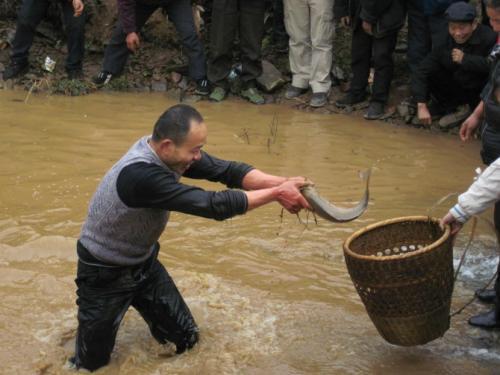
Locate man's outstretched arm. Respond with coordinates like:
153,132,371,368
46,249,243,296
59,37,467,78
117,162,310,220
244,179,311,213
241,169,286,190
184,151,310,192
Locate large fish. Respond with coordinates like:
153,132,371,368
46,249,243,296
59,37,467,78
301,169,371,223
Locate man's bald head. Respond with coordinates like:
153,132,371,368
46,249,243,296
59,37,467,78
152,104,204,146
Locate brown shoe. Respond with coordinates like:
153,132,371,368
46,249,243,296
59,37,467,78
438,105,470,130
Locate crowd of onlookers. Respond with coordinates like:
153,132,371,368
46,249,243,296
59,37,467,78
0,0,499,128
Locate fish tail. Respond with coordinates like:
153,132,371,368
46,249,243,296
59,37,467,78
359,168,372,182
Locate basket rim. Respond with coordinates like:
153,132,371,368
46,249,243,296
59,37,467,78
343,216,451,262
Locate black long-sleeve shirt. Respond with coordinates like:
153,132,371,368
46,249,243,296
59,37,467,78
116,151,254,221
411,24,496,103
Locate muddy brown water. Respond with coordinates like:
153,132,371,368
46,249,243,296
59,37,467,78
1,90,499,374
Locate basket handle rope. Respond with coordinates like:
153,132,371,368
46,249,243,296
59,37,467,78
452,216,477,283
450,215,499,317
427,194,499,317
451,270,498,317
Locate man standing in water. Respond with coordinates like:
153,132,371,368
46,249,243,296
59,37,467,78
72,104,310,371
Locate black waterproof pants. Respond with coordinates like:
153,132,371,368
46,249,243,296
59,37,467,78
428,69,482,113
272,0,287,45
350,26,398,104
207,0,265,88
102,0,206,80
406,0,448,76
74,244,199,372
10,0,86,72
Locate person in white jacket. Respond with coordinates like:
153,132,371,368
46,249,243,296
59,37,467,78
441,157,500,329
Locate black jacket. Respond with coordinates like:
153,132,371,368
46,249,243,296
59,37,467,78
334,0,405,38
481,49,500,165
481,61,500,165
411,24,496,103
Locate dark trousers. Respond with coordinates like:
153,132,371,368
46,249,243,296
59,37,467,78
350,26,398,104
407,0,448,75
479,126,500,313
482,129,500,314
10,0,86,72
481,0,490,26
208,0,265,88
102,0,206,80
272,0,287,45
494,202,500,314
428,70,482,112
74,244,199,372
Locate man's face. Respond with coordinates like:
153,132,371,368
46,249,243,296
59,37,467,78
448,21,476,44
160,120,207,174
488,6,500,32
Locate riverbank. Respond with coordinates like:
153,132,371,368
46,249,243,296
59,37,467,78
0,9,457,135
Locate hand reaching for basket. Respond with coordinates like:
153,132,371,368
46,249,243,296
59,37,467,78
440,212,463,236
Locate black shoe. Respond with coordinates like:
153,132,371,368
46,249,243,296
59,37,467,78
93,71,113,86
176,331,199,354
285,85,308,99
364,101,385,120
335,93,366,108
475,289,497,304
310,92,328,108
2,61,29,80
468,308,500,329
195,79,210,96
67,69,84,80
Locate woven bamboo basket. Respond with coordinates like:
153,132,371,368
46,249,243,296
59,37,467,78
343,216,453,346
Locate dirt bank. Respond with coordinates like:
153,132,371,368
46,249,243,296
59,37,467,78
0,1,453,134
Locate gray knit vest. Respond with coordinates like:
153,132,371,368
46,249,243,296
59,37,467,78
80,136,177,266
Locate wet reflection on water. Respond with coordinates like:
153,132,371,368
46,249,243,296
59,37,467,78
0,91,498,374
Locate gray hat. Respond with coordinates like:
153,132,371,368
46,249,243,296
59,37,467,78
445,2,477,22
